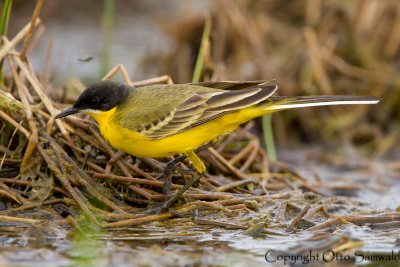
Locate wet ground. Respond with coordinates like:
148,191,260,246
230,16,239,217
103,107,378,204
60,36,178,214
1,147,399,267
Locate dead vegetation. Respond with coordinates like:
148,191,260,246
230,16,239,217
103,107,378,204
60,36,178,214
0,1,400,262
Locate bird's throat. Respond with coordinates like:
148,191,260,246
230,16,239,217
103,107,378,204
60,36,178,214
87,107,117,130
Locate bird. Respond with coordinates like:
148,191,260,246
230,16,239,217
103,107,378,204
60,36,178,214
55,80,379,203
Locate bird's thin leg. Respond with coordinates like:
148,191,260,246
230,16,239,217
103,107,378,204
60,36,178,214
161,154,187,199
163,145,213,197
145,144,213,214
159,173,202,211
144,173,203,214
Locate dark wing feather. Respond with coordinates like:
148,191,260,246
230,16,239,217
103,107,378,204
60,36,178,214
190,80,270,90
139,82,278,139
190,83,277,127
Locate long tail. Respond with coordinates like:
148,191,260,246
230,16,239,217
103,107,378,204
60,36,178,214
261,96,380,111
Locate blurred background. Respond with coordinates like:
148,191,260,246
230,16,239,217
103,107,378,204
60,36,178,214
6,0,399,153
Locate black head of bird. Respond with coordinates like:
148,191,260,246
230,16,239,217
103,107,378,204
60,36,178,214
55,80,132,119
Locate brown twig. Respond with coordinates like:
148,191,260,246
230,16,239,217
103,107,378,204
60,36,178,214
0,19,41,61
94,173,182,189
193,218,246,229
215,178,258,192
8,56,39,170
19,0,44,60
208,147,248,179
36,145,100,224
286,204,311,232
0,215,43,224
307,217,352,231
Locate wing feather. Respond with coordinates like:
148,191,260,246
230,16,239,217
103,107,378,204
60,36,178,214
135,82,278,139
206,88,261,108
190,80,268,90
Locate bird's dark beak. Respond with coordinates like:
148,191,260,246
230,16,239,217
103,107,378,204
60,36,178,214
55,107,80,119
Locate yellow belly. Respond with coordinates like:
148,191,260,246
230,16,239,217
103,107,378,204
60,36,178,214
90,107,265,158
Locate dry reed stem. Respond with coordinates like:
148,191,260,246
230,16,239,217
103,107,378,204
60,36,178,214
0,182,30,205
193,218,246,229
239,139,259,172
308,217,352,231
94,173,182,189
208,147,248,179
0,131,19,174
131,75,174,86
36,145,100,223
229,139,255,165
189,193,233,200
121,158,156,180
102,64,132,84
304,205,332,220
0,188,21,203
103,202,208,228
13,55,72,143
0,199,66,214
0,215,43,224
335,213,400,225
0,19,41,61
215,178,258,192
286,204,311,232
19,0,44,60
8,55,38,170
0,110,30,138
45,135,128,213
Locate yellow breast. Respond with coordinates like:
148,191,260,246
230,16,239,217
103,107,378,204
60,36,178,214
88,106,264,158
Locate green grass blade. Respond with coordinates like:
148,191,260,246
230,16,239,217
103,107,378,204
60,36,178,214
0,0,12,85
262,114,277,161
192,14,211,83
0,0,12,36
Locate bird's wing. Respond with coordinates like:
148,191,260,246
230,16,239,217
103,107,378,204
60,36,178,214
189,80,270,90
115,82,277,139
184,82,278,131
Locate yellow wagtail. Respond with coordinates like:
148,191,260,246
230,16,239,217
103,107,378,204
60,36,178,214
55,80,379,207
55,80,379,170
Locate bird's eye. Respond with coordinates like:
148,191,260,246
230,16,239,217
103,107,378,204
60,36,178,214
91,98,100,106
